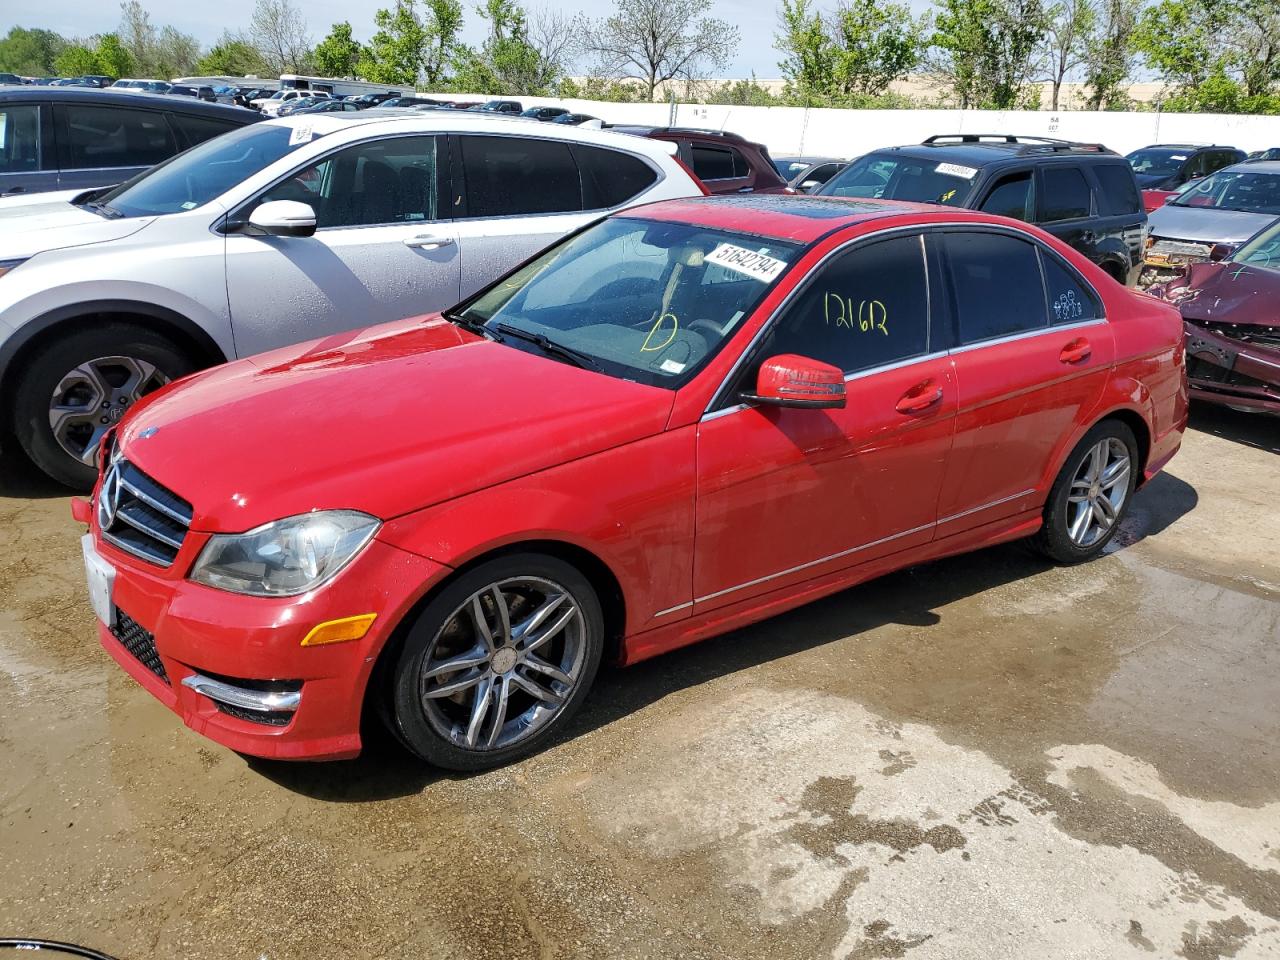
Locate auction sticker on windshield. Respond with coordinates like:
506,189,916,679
705,243,787,282
289,124,314,146
936,162,978,180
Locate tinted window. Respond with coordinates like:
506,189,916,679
58,104,177,170
691,145,744,180
1039,166,1091,221
979,172,1032,220
945,232,1048,343
460,135,580,217
1040,252,1101,325
260,135,438,228
822,152,975,206
0,104,41,173
754,234,930,375
572,144,657,209
1093,164,1141,215
169,113,241,149
806,163,842,184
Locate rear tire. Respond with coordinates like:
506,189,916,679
1031,419,1139,564
10,322,195,490
388,553,604,771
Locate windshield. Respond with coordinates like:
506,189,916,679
819,152,976,206
1231,221,1280,271
97,123,309,217
455,217,801,388
1171,171,1280,215
1127,148,1188,177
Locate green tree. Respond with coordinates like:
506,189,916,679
929,0,1046,108
313,22,364,76
195,34,269,75
453,0,554,94
0,27,68,76
54,44,102,77
776,0,835,102
582,0,740,101
94,33,136,78
1036,0,1094,110
421,0,464,84
830,0,928,97
1081,0,1139,109
362,0,426,85
1132,0,1216,91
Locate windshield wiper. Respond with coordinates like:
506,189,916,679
442,309,502,341
494,323,600,370
83,201,122,219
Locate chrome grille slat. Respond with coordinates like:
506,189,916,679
97,457,192,568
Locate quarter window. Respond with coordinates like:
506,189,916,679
1040,252,1102,325
752,234,930,376
259,135,439,228
1039,167,1092,221
944,231,1048,343
57,104,177,170
979,172,1032,220
0,104,40,173
459,135,581,217
572,144,658,209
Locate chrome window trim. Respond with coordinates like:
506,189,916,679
947,317,1106,356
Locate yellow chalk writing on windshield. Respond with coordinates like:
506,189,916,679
641,312,679,352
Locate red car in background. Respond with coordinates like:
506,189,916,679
1149,219,1280,415
77,196,1187,769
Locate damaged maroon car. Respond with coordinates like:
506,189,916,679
1149,219,1280,415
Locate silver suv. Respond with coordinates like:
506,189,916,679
0,112,704,486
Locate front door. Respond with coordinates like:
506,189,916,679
225,134,460,356
694,232,956,612
934,228,1115,539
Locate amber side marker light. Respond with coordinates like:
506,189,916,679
301,613,378,647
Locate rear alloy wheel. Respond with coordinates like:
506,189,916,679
1032,420,1139,563
390,554,604,770
11,323,195,490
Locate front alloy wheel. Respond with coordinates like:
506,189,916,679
49,356,170,466
390,555,604,770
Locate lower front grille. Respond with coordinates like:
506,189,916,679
214,702,294,727
110,608,169,684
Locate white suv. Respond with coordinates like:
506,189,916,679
253,89,331,116
0,112,705,486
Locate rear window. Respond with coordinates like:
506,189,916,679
1093,164,1142,215
572,144,658,209
945,231,1049,343
1038,167,1092,221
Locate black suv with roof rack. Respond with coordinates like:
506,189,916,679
818,134,1147,285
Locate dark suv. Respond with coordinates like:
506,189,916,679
610,126,789,195
0,86,259,197
1126,144,1246,191
818,134,1147,284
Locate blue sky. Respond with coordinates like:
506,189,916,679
3,0,828,78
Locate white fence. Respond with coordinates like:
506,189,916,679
466,95,1280,159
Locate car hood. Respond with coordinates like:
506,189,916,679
1147,204,1276,245
116,316,676,532
1173,262,1280,326
0,191,152,259
1133,172,1172,188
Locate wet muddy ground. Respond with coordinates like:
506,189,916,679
1,407,1277,960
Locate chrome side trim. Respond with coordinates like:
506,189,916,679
937,488,1037,526
844,350,949,384
181,673,301,713
694,520,934,605
652,601,694,618
947,318,1107,356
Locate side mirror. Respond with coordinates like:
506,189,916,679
247,200,317,237
799,180,821,193
1208,242,1233,262
741,354,846,409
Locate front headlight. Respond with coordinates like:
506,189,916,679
190,510,380,597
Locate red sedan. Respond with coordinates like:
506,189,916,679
77,196,1188,769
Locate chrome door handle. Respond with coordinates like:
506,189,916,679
404,234,455,250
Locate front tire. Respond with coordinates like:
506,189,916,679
9,322,195,490
1032,420,1139,564
389,553,604,771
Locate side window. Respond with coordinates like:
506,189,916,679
1092,164,1141,215
691,144,745,181
0,104,41,173
259,135,438,228
979,172,1032,221
57,104,177,170
1040,251,1102,325
459,135,581,217
1038,167,1091,222
169,114,239,149
806,163,842,185
752,234,930,376
1208,151,1235,174
571,144,658,209
944,231,1048,343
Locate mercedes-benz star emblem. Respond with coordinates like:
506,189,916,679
98,462,122,530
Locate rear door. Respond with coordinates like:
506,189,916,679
934,227,1115,539
684,141,753,195
1035,164,1098,263
52,101,177,190
1087,162,1146,283
225,133,459,355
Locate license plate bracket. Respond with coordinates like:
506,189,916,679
82,534,116,628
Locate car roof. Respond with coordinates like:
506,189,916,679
624,194,942,244
873,137,1117,168
0,85,251,121
263,111,681,155
1224,160,1280,174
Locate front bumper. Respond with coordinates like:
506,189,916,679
1184,322,1280,415
90,528,447,760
